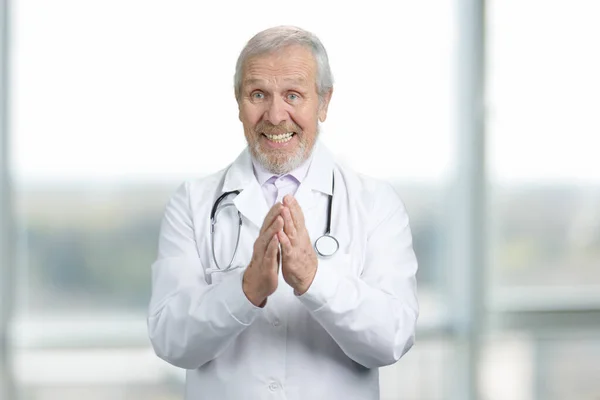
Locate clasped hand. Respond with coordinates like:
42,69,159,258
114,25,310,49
242,195,317,307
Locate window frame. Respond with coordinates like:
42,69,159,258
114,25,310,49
1,0,16,398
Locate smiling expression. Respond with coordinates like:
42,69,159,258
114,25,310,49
238,45,332,174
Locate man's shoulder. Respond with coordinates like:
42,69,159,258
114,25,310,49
334,161,406,228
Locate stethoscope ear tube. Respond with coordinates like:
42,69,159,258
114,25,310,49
211,190,240,220
210,191,241,272
325,172,334,235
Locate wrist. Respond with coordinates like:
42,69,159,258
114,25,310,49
294,269,317,296
242,271,268,307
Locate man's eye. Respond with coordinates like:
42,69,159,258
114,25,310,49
252,92,265,100
287,93,299,101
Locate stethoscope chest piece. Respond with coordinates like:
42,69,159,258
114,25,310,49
314,234,339,258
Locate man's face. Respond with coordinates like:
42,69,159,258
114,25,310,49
238,45,332,174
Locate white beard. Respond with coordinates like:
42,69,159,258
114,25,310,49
250,124,319,175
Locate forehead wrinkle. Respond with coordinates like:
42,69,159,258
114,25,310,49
243,50,315,89
243,75,308,85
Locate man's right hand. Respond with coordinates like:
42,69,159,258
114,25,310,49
242,203,283,307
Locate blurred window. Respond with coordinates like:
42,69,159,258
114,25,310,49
488,0,600,291
487,1,600,399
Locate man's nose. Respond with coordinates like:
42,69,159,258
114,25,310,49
264,97,289,126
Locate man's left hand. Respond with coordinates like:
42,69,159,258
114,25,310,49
277,195,318,295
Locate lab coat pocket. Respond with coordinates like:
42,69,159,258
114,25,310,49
206,266,246,286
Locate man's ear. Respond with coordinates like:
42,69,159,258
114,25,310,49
318,88,333,123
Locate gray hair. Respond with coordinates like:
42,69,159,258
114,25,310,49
234,26,334,103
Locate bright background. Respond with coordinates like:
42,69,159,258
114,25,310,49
1,0,600,399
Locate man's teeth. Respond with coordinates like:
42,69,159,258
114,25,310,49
265,132,294,143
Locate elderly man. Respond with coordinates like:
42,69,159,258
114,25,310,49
148,26,418,400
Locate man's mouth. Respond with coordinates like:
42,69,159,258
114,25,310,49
262,132,296,143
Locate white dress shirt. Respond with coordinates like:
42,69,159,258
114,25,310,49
251,151,312,207
147,141,419,400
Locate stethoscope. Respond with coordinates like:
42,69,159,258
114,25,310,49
207,174,339,274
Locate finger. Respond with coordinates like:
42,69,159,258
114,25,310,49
260,203,284,235
281,206,298,239
264,234,280,268
258,215,283,253
283,195,305,229
277,229,293,254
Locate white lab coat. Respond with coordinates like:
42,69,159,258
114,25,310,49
147,141,419,400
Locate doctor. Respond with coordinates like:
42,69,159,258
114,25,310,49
148,26,418,400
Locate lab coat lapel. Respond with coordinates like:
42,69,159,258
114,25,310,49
293,181,317,214
234,180,269,230
222,148,269,230
294,141,335,214
221,142,335,230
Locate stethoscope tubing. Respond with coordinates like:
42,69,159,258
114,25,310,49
210,173,337,272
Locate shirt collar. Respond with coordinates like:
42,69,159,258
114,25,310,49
251,151,313,186
223,140,334,196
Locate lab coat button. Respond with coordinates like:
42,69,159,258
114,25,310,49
273,319,280,327
269,382,279,391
